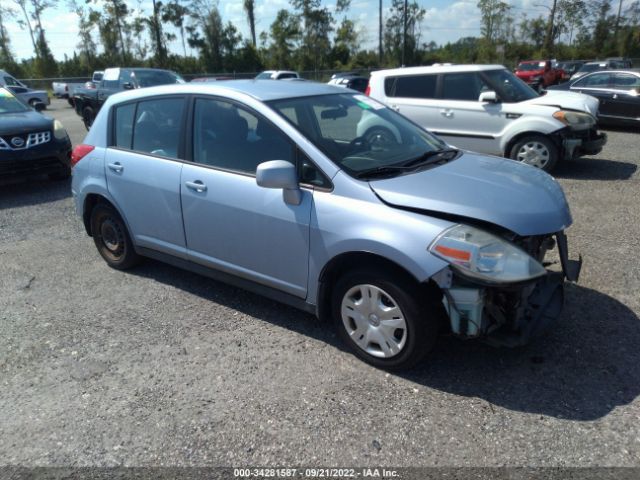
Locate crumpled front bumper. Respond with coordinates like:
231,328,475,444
439,231,581,347
559,127,607,159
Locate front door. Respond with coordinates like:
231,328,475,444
180,97,312,297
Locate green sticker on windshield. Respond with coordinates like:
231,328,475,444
356,101,372,110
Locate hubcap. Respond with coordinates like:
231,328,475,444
516,141,550,168
100,218,124,257
341,284,407,359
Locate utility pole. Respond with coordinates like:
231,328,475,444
614,0,624,42
402,0,407,66
379,0,383,64
543,0,558,54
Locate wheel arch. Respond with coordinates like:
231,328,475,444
316,251,443,322
82,193,128,238
503,130,561,158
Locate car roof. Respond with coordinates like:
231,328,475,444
371,64,506,76
106,79,348,103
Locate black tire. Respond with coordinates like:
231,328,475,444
82,106,95,131
68,98,75,107
28,98,43,109
331,267,439,370
90,204,140,270
509,135,558,172
48,165,71,180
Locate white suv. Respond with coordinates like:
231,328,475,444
365,64,607,172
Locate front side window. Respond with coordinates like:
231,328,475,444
575,73,611,88
192,98,294,174
131,97,184,158
3,76,21,87
385,74,436,99
268,93,447,178
481,69,539,103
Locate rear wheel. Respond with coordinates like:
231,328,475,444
509,135,558,172
90,204,140,270
82,106,95,131
332,267,438,370
28,98,44,109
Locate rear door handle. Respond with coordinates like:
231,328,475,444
612,93,618,99
185,180,207,192
440,109,453,117
107,162,123,173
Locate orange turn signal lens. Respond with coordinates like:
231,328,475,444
434,245,471,261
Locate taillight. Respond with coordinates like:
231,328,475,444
71,144,95,167
364,84,371,96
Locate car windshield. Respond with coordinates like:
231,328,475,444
132,70,184,87
256,72,273,79
268,93,448,178
482,69,539,103
518,63,543,71
0,88,29,113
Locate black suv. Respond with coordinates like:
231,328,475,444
0,87,71,180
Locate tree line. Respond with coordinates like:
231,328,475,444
0,0,638,80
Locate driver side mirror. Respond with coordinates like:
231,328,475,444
256,160,302,205
479,91,499,103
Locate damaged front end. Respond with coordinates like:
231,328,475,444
430,226,581,347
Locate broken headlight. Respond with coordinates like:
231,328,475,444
428,224,546,284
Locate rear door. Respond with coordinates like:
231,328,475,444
381,73,441,133
180,96,313,297
105,96,187,258
570,73,613,115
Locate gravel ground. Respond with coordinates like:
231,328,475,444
0,99,639,468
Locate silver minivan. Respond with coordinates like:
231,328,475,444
71,81,581,369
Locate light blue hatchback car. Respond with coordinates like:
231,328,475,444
71,80,581,369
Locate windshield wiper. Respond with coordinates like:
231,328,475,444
354,148,460,179
399,148,460,168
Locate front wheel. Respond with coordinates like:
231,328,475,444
90,204,140,270
509,135,558,172
332,267,438,370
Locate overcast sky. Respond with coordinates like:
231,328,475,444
4,0,553,61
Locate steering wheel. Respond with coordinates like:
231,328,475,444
346,135,371,154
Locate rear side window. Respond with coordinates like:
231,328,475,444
131,97,184,158
385,74,436,99
114,103,136,149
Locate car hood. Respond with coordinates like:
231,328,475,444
521,90,599,116
369,151,572,236
0,110,52,135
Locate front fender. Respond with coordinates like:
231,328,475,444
499,118,564,154
306,172,453,305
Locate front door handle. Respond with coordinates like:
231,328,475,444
107,162,123,173
612,93,618,99
440,109,453,118
389,104,400,112
185,180,207,192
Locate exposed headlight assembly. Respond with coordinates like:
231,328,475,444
429,224,546,284
552,110,595,130
53,119,69,140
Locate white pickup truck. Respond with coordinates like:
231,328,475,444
52,71,104,105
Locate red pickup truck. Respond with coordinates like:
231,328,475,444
515,60,565,90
